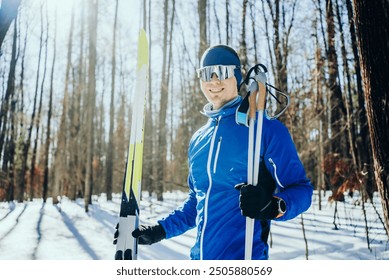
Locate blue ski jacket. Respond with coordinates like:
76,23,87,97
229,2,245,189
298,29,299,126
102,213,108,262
158,96,313,260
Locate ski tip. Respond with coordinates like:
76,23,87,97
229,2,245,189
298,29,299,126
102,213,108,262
137,29,149,70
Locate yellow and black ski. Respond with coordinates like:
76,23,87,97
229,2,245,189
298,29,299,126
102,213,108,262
115,29,148,260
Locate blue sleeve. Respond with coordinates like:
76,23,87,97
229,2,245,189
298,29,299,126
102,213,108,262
157,176,197,239
263,119,313,221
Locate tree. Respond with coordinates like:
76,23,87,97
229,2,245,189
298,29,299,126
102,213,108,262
225,0,231,44
0,8,18,201
143,0,154,195
352,0,389,236
52,3,76,204
261,0,297,127
29,4,49,200
43,5,57,202
105,0,119,201
325,0,348,156
155,0,172,201
184,0,207,138
17,2,46,202
198,0,207,60
0,0,21,49
345,0,373,196
239,0,248,74
84,0,98,212
68,1,86,200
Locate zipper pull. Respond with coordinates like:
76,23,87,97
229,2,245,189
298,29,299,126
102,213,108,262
268,158,285,189
213,115,221,126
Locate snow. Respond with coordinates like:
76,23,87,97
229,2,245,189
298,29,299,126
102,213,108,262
0,190,388,261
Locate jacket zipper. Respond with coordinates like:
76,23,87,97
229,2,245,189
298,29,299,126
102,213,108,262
200,116,221,260
268,158,285,189
213,137,222,174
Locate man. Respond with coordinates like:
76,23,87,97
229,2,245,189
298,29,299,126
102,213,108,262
115,45,313,260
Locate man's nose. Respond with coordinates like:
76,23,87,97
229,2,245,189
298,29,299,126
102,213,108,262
210,73,220,82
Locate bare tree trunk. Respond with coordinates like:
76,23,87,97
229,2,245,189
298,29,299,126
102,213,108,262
187,0,207,136
0,11,18,201
30,5,48,200
263,0,296,126
0,9,19,161
352,0,389,236
43,8,57,202
52,4,75,203
198,0,208,62
105,0,119,201
166,0,175,189
155,0,170,201
225,0,230,45
94,72,105,195
68,2,86,200
346,0,374,196
249,3,258,64
212,0,221,44
84,0,98,212
0,0,21,48
326,0,348,156
144,0,154,195
313,13,326,209
114,65,127,194
261,1,275,77
18,3,45,202
300,214,309,259
14,12,28,202
239,0,248,76
335,0,358,167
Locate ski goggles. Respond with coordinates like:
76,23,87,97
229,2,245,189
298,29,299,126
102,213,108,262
196,65,237,82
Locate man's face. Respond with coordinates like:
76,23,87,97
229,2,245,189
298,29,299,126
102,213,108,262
200,74,238,110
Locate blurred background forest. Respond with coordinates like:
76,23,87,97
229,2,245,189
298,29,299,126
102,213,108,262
0,0,388,233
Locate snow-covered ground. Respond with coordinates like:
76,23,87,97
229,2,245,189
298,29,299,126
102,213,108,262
0,190,388,260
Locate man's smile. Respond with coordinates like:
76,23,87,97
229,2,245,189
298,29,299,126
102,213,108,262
209,88,224,93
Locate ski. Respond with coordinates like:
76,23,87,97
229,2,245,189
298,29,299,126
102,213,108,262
115,29,149,260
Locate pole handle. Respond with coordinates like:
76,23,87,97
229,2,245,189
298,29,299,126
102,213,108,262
256,81,266,111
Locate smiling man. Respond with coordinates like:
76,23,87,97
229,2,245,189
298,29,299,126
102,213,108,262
116,45,313,260
197,45,242,110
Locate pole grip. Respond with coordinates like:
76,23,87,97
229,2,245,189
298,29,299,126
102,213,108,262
256,82,266,111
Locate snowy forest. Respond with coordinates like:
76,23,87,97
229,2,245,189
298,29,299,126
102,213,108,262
0,0,389,254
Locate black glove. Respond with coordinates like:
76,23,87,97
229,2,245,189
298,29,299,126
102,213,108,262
132,224,166,245
235,160,278,220
113,223,166,245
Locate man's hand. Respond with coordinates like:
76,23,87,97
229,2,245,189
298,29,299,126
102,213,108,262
132,224,166,245
113,223,166,245
235,160,279,220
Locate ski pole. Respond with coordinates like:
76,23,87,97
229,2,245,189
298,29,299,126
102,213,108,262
245,76,267,260
247,82,258,188
236,64,289,259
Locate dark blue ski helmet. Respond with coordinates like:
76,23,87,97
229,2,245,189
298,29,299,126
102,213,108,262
200,45,242,86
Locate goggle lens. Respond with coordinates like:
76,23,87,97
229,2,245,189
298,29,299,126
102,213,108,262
196,65,237,82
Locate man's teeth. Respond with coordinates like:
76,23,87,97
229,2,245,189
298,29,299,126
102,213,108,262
210,88,223,93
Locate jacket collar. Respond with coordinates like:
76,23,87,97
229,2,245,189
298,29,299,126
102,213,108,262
201,96,242,119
